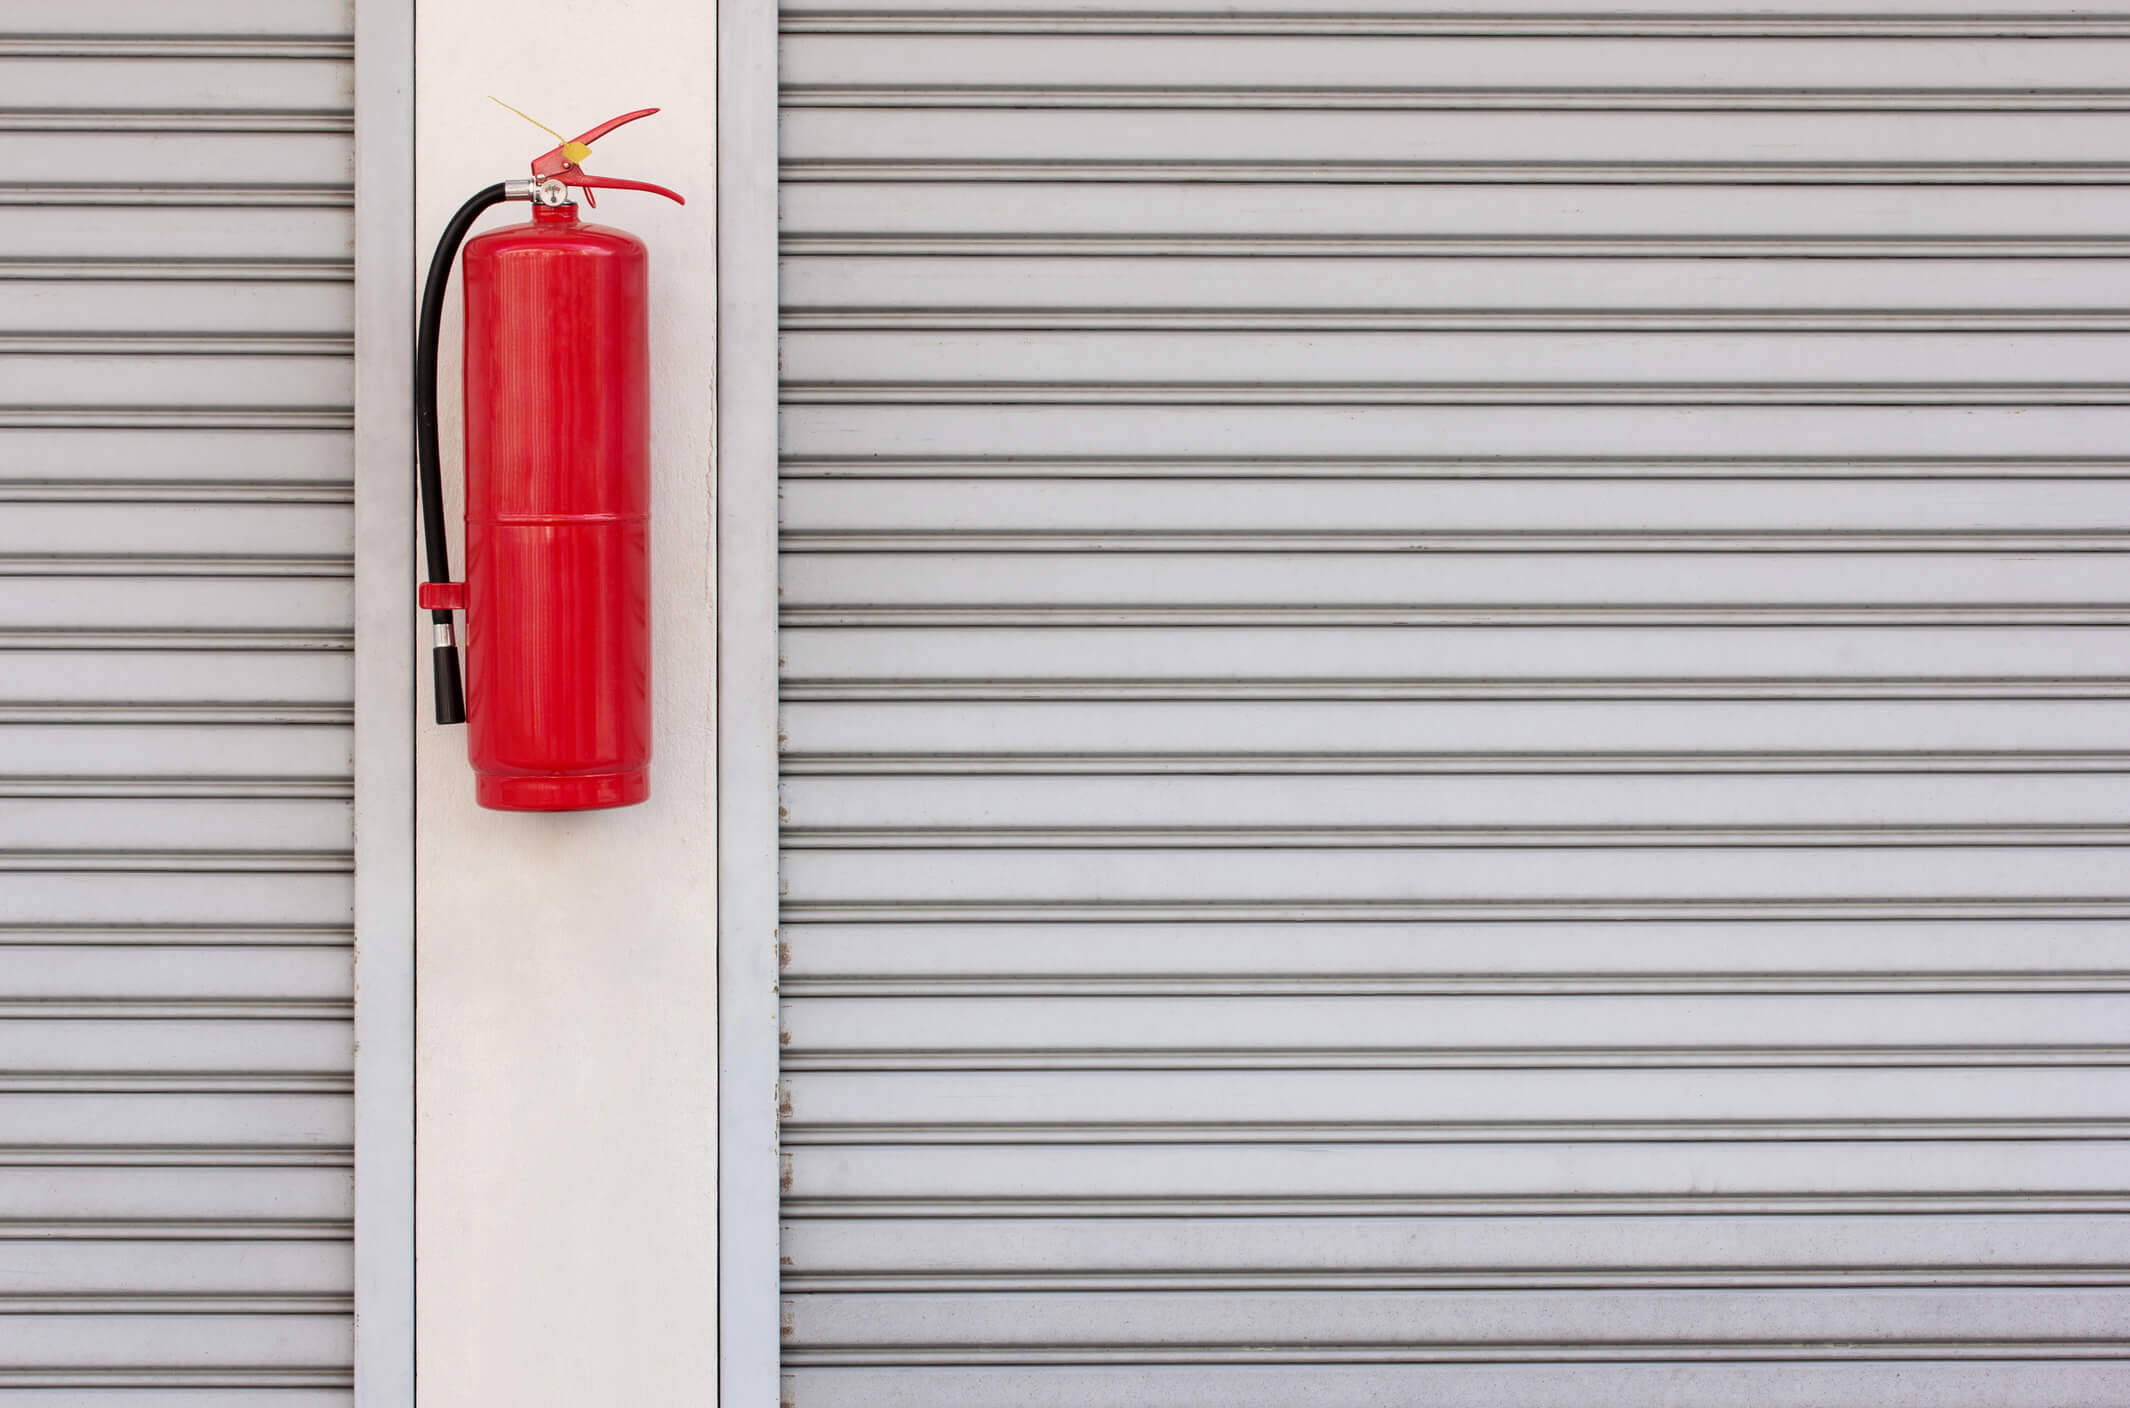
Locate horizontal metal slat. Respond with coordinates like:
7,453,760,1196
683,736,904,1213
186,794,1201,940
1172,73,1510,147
0,779,347,796
781,109,2130,182
783,1066,2130,1138
0,581,349,636
0,59,349,114
782,698,2130,756
774,1362,2130,1408
794,608,2130,628
0,40,350,61
0,1379,349,1396
782,34,2130,99
790,904,2130,926
0,872,349,928
788,92,2130,114
0,1311,350,1369
782,477,2130,533
0,930,348,951
13,133,349,186
830,819,2130,856
0,1239,346,1295
3,283,351,336
0,187,350,211
781,992,2130,1067
0,337,348,358
0,1164,347,1221
0,632,349,652
0,501,349,558
0,946,347,1001
783,258,2130,325
785,1136,2130,1207
785,1212,2130,1278
782,182,2130,249
0,354,348,409
780,918,2130,993
0,724,348,779
782,405,2130,460
786,1284,2130,1348
781,558,2130,619
779,1360,2130,1408
0,2,349,38
0,412,352,432
3,113,351,136
784,330,2130,392
781,754,2130,779
784,685,2130,705
783,844,2130,906
0,1007,347,1036
0,649,349,705
783,531,2130,551
0,208,348,263
779,2,2130,41
783,458,2130,481
0,1091,347,1147
782,624,2130,682
0,429,349,484
782,772,2130,831
0,798,347,853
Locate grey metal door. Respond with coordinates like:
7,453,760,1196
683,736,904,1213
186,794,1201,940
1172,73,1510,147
0,0,355,1394
776,4,2130,1402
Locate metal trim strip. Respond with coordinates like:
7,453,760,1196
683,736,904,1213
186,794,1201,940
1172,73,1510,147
349,0,415,1401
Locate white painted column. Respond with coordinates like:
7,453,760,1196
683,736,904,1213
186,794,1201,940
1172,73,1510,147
413,7,717,1402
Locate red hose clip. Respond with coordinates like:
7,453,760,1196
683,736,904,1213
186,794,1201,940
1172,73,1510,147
417,581,465,612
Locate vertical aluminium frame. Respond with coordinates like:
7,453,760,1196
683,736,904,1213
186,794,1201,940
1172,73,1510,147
356,0,781,1393
352,0,417,1399
718,0,784,1401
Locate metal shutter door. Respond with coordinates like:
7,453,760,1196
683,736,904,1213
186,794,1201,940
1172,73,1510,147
777,5,2130,1403
0,0,354,1397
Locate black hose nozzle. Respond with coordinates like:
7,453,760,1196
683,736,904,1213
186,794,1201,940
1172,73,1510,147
432,643,467,726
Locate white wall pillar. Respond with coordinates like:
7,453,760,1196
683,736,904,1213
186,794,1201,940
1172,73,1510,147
413,7,717,1401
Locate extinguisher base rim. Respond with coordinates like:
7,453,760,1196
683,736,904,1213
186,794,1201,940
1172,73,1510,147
475,769,649,813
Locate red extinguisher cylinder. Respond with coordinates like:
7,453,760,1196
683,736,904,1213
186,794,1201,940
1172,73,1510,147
459,202,651,810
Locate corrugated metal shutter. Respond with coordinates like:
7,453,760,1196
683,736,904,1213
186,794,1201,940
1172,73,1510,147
775,4,2130,1404
0,0,354,1396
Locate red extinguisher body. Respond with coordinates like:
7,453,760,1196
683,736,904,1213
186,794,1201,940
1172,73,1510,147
458,202,651,810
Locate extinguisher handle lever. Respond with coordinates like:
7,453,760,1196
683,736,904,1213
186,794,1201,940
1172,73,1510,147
559,171,685,206
516,106,683,207
524,108,661,177
568,107,661,150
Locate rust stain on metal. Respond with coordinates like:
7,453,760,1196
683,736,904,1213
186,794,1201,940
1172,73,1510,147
780,1152,795,1192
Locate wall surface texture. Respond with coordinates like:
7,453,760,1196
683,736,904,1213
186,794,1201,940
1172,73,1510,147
413,5,717,1401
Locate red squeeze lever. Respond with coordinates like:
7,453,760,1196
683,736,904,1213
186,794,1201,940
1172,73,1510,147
499,101,686,208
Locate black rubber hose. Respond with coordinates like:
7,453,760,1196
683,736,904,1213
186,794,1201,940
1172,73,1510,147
416,182,509,726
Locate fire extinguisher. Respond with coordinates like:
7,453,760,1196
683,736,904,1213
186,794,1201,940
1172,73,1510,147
415,106,683,811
